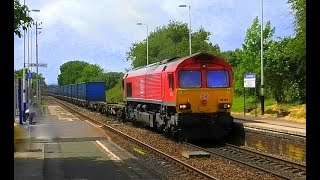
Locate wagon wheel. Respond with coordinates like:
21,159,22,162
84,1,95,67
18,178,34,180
121,111,126,123
116,111,124,122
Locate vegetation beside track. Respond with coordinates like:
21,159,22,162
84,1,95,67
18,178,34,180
232,96,306,123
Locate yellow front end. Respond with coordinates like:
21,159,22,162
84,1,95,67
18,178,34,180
176,88,233,113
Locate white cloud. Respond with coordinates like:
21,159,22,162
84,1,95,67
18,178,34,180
15,0,294,84
32,0,151,41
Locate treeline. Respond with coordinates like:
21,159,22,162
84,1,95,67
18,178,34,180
225,0,305,103
56,0,305,104
56,61,124,102
125,0,305,104
57,61,124,90
221,16,305,103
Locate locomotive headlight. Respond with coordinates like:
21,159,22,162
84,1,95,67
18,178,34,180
219,103,231,109
179,103,191,110
179,104,187,109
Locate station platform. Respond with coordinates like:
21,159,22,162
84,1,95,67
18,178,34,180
14,103,161,180
232,113,306,137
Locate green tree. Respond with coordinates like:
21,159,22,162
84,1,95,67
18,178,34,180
102,72,124,90
14,0,33,38
264,36,305,103
264,38,293,102
286,0,306,103
57,61,90,85
77,64,104,83
14,68,46,96
220,1,305,104
126,21,221,68
221,49,241,68
233,17,275,96
288,0,305,45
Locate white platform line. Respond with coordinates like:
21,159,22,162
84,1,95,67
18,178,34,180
85,120,99,127
96,140,121,162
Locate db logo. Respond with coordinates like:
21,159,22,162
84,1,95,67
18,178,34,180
201,94,208,100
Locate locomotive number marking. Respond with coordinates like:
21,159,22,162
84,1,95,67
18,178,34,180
200,94,208,100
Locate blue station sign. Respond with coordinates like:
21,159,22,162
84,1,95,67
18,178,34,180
244,73,256,88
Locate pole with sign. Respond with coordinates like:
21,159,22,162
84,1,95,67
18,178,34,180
27,72,32,105
26,63,47,102
243,73,257,117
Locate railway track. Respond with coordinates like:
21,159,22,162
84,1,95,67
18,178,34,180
51,97,219,180
185,142,306,180
48,96,306,179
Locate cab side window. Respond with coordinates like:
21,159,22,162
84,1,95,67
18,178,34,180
168,73,174,89
126,83,132,97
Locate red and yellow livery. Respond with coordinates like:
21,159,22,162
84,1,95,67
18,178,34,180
123,52,234,140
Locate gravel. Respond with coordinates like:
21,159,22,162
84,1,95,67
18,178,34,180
49,98,280,180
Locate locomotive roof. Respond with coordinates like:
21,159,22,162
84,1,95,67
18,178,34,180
124,52,231,78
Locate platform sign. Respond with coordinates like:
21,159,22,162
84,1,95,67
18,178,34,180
27,63,47,68
244,73,256,88
243,73,257,117
27,72,32,79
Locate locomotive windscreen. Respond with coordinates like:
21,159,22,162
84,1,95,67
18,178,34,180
179,70,201,88
207,70,229,87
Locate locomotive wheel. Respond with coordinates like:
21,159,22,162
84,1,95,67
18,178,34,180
170,126,176,139
171,126,184,142
132,120,137,126
156,123,163,132
152,120,157,131
163,127,171,137
132,118,139,127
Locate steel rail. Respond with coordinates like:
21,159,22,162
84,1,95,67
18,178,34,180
184,142,306,180
51,97,219,180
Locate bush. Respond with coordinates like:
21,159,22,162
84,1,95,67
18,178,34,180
106,80,123,103
232,96,258,112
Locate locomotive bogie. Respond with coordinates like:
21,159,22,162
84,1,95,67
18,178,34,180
176,112,233,140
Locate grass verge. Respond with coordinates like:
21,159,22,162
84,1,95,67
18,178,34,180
232,96,306,123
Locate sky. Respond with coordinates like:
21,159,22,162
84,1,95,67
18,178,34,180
14,0,295,85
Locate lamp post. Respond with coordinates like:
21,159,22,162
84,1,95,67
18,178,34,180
22,0,26,121
27,17,30,105
179,4,192,55
35,21,42,101
260,0,265,115
29,28,32,104
136,22,149,65
27,9,40,105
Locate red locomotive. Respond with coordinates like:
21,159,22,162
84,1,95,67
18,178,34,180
49,52,234,141
123,52,234,140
